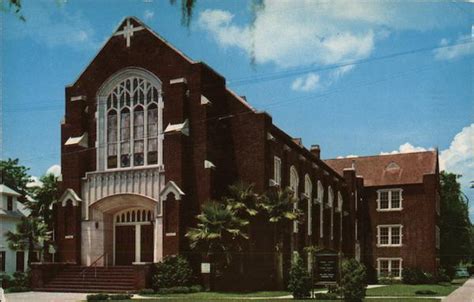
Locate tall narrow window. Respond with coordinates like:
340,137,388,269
290,166,299,233
147,103,158,165
318,181,324,239
7,196,13,211
329,186,334,240
133,106,144,166
305,174,312,236
107,110,118,168
274,157,282,185
120,108,131,167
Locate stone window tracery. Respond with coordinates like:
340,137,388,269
105,76,160,169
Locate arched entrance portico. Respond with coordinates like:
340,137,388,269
86,194,159,266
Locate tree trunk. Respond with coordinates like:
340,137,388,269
274,224,284,290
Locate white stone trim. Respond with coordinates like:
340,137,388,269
71,95,86,102
200,95,212,105
204,160,216,169
170,78,187,85
65,132,88,148
164,119,189,136
59,188,82,207
160,181,185,201
113,18,144,48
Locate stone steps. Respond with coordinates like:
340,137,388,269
40,265,137,293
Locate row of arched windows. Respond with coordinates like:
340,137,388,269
115,208,153,224
106,77,160,169
287,165,343,241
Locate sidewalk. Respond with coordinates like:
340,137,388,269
443,277,474,302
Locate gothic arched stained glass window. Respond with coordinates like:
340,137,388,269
106,76,160,169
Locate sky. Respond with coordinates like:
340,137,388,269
1,0,473,219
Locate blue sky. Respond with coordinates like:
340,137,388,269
2,1,473,219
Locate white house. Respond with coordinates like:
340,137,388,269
0,184,28,274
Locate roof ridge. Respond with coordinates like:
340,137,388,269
325,150,436,161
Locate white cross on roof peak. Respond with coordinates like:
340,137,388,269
114,18,144,48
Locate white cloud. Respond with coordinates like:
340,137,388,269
434,35,474,61
10,1,99,50
27,164,61,188
46,164,61,177
439,124,474,172
439,124,474,220
380,142,431,155
291,73,321,92
198,1,463,87
379,125,474,219
27,176,43,188
144,9,155,21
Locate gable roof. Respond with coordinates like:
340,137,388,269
68,16,195,87
0,184,21,196
324,151,438,187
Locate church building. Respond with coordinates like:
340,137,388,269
31,17,440,291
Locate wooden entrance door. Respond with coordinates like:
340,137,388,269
115,225,135,265
140,224,154,262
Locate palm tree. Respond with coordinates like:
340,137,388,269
224,182,258,218
26,174,59,226
186,201,249,266
257,186,301,289
5,217,52,264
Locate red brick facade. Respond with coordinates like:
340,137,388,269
51,17,439,289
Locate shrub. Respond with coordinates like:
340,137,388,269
109,293,133,300
152,255,193,290
402,268,426,284
415,290,438,295
314,292,338,300
0,273,12,288
5,286,31,293
138,288,155,295
340,258,367,302
189,284,203,292
287,253,312,299
86,293,110,301
467,266,474,276
437,268,452,283
378,274,401,285
11,271,30,287
403,268,438,284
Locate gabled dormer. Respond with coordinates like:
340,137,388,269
0,184,21,213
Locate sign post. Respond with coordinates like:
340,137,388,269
314,249,339,285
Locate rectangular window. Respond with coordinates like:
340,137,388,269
377,189,403,211
273,157,281,185
377,258,402,278
16,251,25,272
377,225,403,246
7,196,13,211
0,251,5,272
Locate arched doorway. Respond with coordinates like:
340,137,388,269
114,208,154,265
86,194,158,266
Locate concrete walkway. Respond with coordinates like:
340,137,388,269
4,291,88,302
443,277,474,302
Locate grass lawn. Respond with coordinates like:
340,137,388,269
112,299,441,302
140,290,290,298
366,278,468,297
